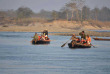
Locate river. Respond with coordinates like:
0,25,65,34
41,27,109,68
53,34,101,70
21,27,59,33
0,32,110,74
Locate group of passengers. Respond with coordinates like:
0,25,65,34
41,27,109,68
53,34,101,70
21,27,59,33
70,31,91,47
32,30,91,45
32,29,49,43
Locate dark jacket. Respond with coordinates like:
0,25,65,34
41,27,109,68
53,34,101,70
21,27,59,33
43,30,48,35
79,32,86,39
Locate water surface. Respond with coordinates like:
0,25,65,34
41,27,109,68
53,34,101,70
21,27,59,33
0,32,110,74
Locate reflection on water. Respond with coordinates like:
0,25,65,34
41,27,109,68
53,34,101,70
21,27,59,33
0,32,110,74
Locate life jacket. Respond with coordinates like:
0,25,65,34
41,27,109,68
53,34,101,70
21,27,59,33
76,38,80,42
38,36,41,40
86,37,91,44
86,37,91,42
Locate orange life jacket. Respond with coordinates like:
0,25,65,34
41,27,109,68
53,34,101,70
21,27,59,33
87,37,91,42
76,38,80,42
38,36,41,40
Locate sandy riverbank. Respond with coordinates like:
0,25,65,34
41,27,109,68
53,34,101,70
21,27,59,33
50,31,110,37
0,20,110,37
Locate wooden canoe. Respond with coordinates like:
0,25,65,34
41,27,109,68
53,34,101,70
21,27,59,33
68,43,91,48
93,38,110,41
32,40,50,44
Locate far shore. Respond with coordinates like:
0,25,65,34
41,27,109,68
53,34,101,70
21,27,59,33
0,20,110,37
49,31,110,37
0,30,110,37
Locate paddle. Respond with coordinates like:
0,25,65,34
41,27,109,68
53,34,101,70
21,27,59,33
61,40,70,47
91,44,96,48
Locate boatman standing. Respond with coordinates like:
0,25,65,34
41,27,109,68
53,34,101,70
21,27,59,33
79,31,86,44
79,31,86,39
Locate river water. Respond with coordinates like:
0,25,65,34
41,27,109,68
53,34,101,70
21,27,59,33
0,32,110,74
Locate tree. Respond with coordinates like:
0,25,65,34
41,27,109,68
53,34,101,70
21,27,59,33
82,6,90,20
52,10,58,20
75,0,85,22
60,7,70,21
66,2,77,22
0,11,6,17
94,7,100,22
16,7,33,18
64,7,70,21
36,9,52,19
0,11,6,21
6,9,16,18
65,0,85,22
100,7,110,21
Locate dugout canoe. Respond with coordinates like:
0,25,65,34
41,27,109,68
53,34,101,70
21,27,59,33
32,40,50,44
93,37,110,41
68,43,91,48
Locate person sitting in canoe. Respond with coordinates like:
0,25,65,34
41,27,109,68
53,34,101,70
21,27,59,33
45,35,50,40
70,34,77,40
80,38,86,44
40,34,45,41
32,32,39,43
42,29,50,40
70,34,79,47
43,29,48,36
86,35,91,45
76,37,80,43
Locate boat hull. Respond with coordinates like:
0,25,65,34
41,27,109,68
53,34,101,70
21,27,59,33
93,38,110,41
68,43,91,48
32,40,50,44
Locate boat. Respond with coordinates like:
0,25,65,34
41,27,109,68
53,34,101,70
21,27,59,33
32,40,50,44
68,43,91,48
93,37,110,41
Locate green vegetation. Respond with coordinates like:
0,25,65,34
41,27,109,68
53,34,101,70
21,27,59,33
16,7,33,18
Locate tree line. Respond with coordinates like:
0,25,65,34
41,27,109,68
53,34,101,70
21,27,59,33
0,0,110,22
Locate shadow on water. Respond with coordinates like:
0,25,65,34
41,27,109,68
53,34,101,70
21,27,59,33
68,47,92,50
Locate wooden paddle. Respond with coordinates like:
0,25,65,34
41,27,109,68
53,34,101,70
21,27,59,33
91,44,96,48
61,40,70,47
